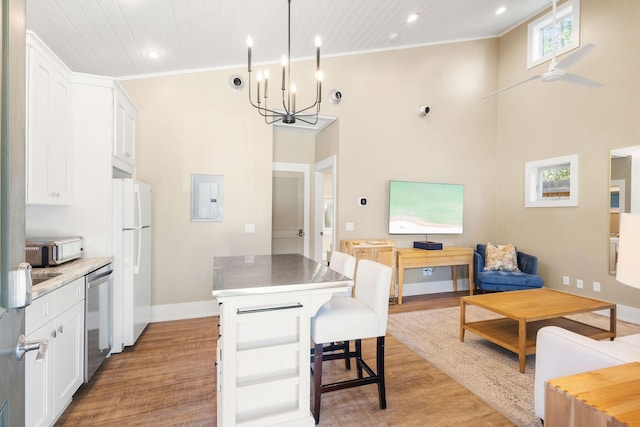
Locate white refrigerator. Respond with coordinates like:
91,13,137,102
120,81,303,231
112,178,152,352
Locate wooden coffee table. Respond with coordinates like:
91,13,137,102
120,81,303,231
460,288,616,373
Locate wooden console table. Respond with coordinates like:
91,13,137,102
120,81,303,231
396,247,474,304
341,239,396,300
545,362,640,426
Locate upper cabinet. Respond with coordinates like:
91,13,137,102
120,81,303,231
112,84,137,174
26,35,71,205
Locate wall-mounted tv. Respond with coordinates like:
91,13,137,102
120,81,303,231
388,180,464,235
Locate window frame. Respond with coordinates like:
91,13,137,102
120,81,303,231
524,154,579,208
527,0,581,69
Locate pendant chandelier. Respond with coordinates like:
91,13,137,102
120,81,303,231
246,0,322,125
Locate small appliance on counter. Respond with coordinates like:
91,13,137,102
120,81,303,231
25,237,84,267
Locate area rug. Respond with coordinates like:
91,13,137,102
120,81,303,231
387,306,640,427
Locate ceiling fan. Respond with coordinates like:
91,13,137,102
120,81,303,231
482,0,602,99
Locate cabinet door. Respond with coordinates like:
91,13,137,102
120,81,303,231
26,46,70,205
353,248,375,262
113,87,137,167
25,324,55,427
53,301,85,415
123,106,136,164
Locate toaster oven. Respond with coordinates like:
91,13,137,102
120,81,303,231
25,237,83,267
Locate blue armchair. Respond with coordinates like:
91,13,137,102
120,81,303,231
473,243,544,292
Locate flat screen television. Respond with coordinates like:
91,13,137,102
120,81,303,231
388,180,464,235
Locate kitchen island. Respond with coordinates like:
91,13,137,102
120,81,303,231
212,254,351,427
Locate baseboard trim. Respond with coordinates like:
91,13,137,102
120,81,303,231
150,287,640,327
594,304,640,325
150,300,220,322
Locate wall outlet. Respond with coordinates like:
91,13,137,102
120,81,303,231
577,279,584,289
593,281,601,292
244,224,255,233
423,267,434,276
562,276,570,286
345,222,355,232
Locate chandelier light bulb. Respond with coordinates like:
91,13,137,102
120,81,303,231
316,70,323,81
256,71,263,102
315,36,322,47
263,69,269,98
291,83,296,113
247,36,253,72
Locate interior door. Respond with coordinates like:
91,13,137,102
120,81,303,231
314,155,336,264
0,0,27,425
272,171,305,255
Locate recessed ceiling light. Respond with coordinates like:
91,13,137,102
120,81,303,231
145,49,159,59
389,32,399,41
495,6,506,15
407,13,419,23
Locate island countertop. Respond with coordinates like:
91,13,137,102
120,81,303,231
212,254,351,298
32,256,114,300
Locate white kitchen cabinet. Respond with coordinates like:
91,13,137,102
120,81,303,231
113,84,137,173
25,278,85,427
24,317,54,427
26,35,71,205
217,293,316,427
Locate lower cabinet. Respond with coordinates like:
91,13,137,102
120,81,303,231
25,278,85,427
217,291,334,427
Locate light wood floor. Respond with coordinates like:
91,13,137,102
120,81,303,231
56,292,515,426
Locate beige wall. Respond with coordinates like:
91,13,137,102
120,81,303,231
120,72,272,305
121,38,499,306
495,0,640,305
122,0,640,309
330,40,500,285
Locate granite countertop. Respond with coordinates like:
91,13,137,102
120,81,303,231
32,256,114,300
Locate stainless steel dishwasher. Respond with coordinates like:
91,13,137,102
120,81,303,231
85,263,113,382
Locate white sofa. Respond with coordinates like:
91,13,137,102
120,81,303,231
534,326,640,420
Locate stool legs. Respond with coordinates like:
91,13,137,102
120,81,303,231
312,342,323,424
377,336,387,409
311,336,386,424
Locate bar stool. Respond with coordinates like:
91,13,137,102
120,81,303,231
328,250,356,294
321,251,357,368
310,259,392,424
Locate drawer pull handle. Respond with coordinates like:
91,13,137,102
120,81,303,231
237,303,303,315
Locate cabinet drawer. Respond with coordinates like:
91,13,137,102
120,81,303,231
54,277,85,317
26,293,53,336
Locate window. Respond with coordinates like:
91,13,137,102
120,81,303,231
527,0,580,69
525,154,578,207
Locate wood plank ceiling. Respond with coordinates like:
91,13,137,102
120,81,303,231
26,0,551,78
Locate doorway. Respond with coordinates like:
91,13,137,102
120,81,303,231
272,162,310,257
314,155,337,264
